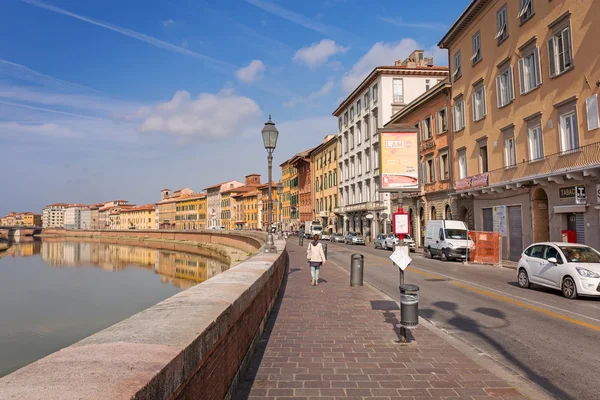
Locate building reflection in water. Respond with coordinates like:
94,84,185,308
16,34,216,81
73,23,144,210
29,240,231,289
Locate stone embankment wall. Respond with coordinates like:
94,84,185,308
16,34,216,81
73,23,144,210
0,231,287,400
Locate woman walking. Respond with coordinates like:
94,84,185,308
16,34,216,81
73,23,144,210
306,234,327,286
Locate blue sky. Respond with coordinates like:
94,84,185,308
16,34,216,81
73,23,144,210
0,0,469,215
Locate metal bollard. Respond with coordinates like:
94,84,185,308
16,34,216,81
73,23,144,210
299,235,304,246
399,284,420,329
323,243,328,259
350,253,364,287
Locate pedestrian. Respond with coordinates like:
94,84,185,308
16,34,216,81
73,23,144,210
306,234,327,286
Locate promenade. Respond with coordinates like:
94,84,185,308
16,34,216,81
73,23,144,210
236,240,527,399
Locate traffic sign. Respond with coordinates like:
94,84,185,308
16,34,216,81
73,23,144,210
390,247,412,271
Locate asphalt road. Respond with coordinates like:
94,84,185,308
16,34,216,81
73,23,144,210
312,239,600,400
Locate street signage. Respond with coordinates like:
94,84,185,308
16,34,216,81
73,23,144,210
392,209,410,236
576,186,587,205
390,248,412,271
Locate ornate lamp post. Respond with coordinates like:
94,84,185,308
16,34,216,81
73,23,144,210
262,115,279,253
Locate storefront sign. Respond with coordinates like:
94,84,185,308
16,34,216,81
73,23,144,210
560,186,586,204
596,184,600,204
559,186,577,198
454,173,489,191
576,186,586,205
493,205,507,237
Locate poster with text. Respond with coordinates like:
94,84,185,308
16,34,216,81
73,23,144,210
380,131,419,190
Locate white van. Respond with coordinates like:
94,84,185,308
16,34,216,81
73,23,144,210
209,226,226,230
424,220,470,261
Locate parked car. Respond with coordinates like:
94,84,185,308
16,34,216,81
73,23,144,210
382,233,415,251
517,242,600,299
321,232,331,241
424,220,469,261
374,233,387,249
345,232,365,245
331,233,345,243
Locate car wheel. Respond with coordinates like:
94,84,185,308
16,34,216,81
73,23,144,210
426,246,432,258
562,276,578,299
441,248,448,261
517,268,531,288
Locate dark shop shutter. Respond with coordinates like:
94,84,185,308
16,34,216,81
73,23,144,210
576,213,585,245
482,208,493,232
508,206,523,261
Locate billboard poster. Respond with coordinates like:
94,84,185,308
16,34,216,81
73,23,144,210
380,131,418,190
492,205,506,237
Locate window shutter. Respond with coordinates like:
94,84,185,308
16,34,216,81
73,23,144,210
518,58,525,94
534,47,542,86
482,87,487,117
509,66,515,102
562,28,572,68
472,93,477,121
496,75,502,107
548,37,556,77
453,105,457,129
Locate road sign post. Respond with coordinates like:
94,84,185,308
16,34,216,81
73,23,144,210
390,245,414,342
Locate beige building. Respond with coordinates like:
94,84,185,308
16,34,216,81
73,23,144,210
119,204,156,230
309,135,339,233
439,0,600,259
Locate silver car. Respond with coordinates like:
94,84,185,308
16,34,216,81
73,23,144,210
330,233,345,243
374,233,387,249
345,232,365,245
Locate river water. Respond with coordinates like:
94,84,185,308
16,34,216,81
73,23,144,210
0,238,230,377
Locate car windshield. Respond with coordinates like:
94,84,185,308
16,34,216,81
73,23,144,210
313,227,323,232
348,232,356,236
559,246,600,263
445,229,468,240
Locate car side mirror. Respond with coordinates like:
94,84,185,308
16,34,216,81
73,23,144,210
547,257,558,264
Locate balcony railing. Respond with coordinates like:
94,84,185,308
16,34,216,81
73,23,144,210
487,141,600,186
334,201,385,213
393,94,404,104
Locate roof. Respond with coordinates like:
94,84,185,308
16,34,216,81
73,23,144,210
308,135,338,158
221,186,254,195
438,0,489,49
245,173,260,177
120,204,156,213
385,80,451,127
333,65,449,116
289,147,315,166
241,191,259,198
161,188,170,191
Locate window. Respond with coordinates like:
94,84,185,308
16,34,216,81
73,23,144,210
438,151,450,182
365,150,371,172
364,117,370,140
472,84,487,121
333,171,337,185
496,5,508,44
528,122,544,161
364,91,369,105
587,95,600,131
373,145,379,169
357,99,361,114
548,24,573,77
458,150,467,179
560,110,579,153
479,144,489,173
453,51,462,81
372,84,378,103
504,135,516,167
437,108,448,133
373,112,379,132
518,46,542,94
344,132,348,153
519,0,534,24
350,128,355,149
426,157,436,183
496,66,514,108
393,78,404,103
358,154,362,175
471,31,482,64
338,117,342,132
425,79,431,91
356,121,362,144
344,112,348,126
422,116,433,140
453,98,465,130
350,106,355,120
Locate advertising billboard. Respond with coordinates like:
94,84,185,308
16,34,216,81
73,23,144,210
380,130,419,191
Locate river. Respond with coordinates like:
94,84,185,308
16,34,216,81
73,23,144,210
0,237,230,377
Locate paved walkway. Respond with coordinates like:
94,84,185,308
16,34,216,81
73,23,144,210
236,241,527,399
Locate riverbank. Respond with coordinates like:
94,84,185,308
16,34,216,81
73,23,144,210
39,229,263,268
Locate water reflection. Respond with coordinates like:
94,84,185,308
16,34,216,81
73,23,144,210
0,238,232,377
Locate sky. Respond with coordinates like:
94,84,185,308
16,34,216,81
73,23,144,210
0,0,469,215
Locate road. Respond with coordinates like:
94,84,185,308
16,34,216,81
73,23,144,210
316,240,600,400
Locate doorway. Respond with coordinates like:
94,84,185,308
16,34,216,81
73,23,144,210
532,188,549,242
419,207,425,247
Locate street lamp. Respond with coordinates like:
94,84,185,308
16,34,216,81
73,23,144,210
262,115,279,253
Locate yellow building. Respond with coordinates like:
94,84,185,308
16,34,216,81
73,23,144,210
241,191,259,230
220,191,234,230
280,160,291,231
258,182,281,231
309,135,339,233
119,205,156,230
280,159,300,231
1,212,42,227
174,193,207,230
439,0,600,258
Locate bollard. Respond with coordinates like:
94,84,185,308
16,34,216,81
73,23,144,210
299,235,304,246
323,243,328,259
399,284,419,329
350,253,364,287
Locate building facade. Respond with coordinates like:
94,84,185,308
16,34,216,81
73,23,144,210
280,161,292,231
175,193,207,230
289,149,314,227
333,50,449,241
42,203,70,228
385,81,455,247
258,182,281,231
1,212,42,227
120,205,156,230
241,191,259,230
156,188,192,229
310,135,339,233
439,0,600,259
203,180,244,228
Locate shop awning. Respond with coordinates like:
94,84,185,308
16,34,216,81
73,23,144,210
553,205,586,214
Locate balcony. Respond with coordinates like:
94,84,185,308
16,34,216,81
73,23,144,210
393,94,404,104
455,141,600,193
334,201,385,213
319,211,328,218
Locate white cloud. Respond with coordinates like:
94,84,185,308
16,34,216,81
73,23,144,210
428,45,448,66
341,39,418,93
235,60,266,83
162,18,175,27
284,79,334,108
126,89,261,141
181,40,188,48
293,39,349,70
0,121,80,138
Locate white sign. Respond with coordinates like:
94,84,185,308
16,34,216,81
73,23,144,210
492,205,506,237
394,214,409,235
576,186,587,205
596,184,600,204
390,248,412,271
587,95,599,131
